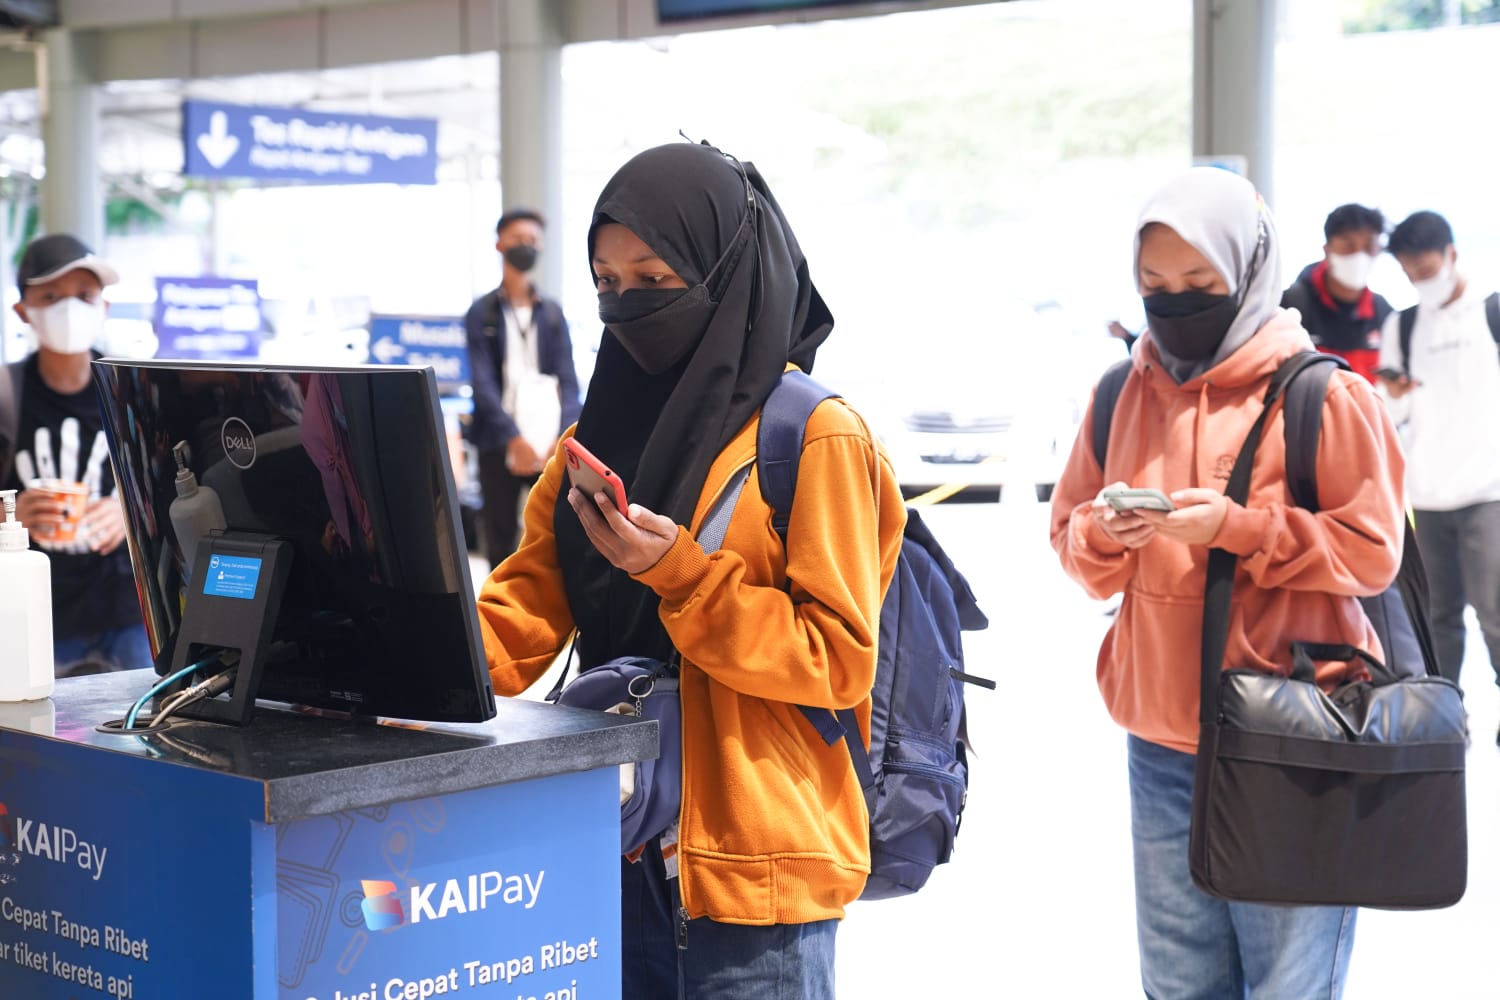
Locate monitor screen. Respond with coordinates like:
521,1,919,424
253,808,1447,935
92,358,496,723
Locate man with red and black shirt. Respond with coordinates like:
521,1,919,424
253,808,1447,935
1282,203,1392,383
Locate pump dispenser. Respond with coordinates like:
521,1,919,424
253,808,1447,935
169,441,227,585
0,489,54,701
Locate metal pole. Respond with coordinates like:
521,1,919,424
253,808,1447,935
499,0,565,297
1192,0,1278,205
38,28,103,246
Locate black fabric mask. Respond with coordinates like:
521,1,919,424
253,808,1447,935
1143,290,1237,361
597,286,713,374
503,244,539,272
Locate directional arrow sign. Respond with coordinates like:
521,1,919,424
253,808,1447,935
367,316,469,389
196,110,239,169
181,100,438,186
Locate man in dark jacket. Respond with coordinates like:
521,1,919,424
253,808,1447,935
464,208,582,567
1281,203,1392,383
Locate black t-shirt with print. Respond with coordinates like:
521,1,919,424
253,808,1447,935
2,356,142,640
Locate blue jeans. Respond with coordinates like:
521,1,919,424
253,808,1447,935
620,840,837,999
1127,735,1356,999
54,624,154,677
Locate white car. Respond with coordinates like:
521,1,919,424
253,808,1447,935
875,300,1127,503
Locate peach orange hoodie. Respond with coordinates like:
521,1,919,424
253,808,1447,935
1050,312,1407,753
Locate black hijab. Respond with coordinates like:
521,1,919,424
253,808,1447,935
555,141,834,668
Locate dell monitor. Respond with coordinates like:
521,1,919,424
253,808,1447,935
91,358,497,724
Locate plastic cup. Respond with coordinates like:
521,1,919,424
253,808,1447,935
26,479,89,544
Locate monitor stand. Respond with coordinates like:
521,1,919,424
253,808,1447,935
164,530,293,726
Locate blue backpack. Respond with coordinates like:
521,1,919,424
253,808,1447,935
758,370,992,899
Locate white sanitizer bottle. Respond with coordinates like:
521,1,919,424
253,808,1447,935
169,441,227,585
0,489,55,702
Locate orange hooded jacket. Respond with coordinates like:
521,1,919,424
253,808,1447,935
478,384,905,924
1050,312,1407,754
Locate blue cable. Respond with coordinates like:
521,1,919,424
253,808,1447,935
124,656,220,730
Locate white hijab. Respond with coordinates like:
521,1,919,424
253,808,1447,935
1132,167,1282,384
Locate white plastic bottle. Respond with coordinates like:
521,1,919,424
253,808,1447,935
169,441,226,585
0,489,54,702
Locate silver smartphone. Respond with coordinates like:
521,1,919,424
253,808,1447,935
1102,487,1175,513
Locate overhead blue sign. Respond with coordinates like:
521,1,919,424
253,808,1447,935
182,99,438,186
368,315,469,387
154,276,263,360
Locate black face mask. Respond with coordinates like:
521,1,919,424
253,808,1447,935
503,244,539,273
1143,290,1237,361
597,286,714,374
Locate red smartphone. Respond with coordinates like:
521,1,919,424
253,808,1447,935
562,438,629,516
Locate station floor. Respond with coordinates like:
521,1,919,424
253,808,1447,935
471,495,1499,998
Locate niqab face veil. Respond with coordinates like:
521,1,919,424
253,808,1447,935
1132,167,1283,384
555,141,834,668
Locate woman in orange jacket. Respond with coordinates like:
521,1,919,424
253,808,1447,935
1050,168,1406,998
476,142,904,998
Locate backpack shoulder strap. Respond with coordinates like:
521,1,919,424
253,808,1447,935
1090,358,1132,471
756,370,867,752
1279,352,1345,513
1281,279,1313,318
757,369,839,548
1398,305,1418,376
0,359,23,486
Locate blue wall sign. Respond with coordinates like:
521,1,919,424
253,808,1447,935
183,100,438,186
368,316,469,387
154,277,263,360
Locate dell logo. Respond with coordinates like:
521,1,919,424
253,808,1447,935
222,417,257,470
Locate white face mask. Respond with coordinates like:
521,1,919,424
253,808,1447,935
1412,259,1459,309
1326,251,1375,290
28,297,105,354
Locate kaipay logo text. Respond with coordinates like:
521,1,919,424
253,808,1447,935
0,802,108,881
361,869,543,931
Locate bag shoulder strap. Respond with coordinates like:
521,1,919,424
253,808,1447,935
1398,305,1418,376
1280,352,1345,512
1281,280,1314,320
755,371,871,770
1487,291,1500,347
1090,358,1132,471
1200,353,1336,724
546,462,751,702
757,369,839,547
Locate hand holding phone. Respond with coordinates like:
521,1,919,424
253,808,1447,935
1101,487,1176,513
563,438,629,516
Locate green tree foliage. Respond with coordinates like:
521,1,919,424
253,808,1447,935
1344,0,1500,33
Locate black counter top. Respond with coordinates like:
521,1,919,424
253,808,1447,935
0,670,656,824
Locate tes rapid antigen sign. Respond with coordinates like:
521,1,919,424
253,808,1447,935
182,100,438,186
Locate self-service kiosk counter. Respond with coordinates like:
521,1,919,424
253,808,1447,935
0,669,655,1000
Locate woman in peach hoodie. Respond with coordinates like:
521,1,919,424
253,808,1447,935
1050,168,1406,999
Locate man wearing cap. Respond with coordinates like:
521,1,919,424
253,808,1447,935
0,233,149,675
464,208,582,568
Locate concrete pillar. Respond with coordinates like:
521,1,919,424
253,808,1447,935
499,0,565,296
1192,0,1277,205
37,28,103,248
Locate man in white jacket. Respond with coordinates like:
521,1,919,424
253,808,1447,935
1379,210,1500,738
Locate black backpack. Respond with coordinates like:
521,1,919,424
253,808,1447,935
1396,290,1500,376
755,370,993,899
1089,353,1437,680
